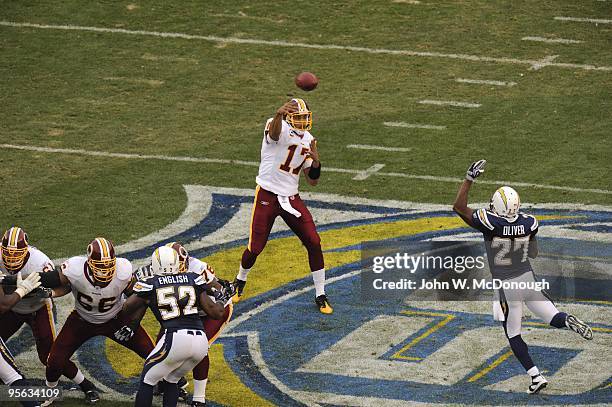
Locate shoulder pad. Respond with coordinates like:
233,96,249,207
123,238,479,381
476,208,495,230
116,258,133,280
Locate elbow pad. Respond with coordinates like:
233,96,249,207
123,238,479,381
309,164,321,180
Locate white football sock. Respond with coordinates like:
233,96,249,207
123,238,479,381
46,380,58,388
312,269,326,297
527,366,540,377
72,369,85,384
192,378,208,403
237,265,251,281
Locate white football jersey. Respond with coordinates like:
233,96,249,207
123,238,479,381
255,118,314,196
62,256,133,324
188,257,215,284
0,247,54,314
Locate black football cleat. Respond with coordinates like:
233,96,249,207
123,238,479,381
84,389,100,404
566,314,593,340
192,401,207,407
528,374,548,394
232,279,246,303
315,294,333,314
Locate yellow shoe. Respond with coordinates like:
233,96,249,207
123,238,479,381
232,279,246,303
315,294,333,314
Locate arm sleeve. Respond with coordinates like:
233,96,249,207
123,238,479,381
528,215,539,238
133,280,154,300
471,208,496,234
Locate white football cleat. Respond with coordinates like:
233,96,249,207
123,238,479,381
528,374,548,394
566,314,593,340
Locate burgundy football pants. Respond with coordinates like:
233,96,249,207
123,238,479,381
241,186,324,271
46,310,154,383
0,302,81,381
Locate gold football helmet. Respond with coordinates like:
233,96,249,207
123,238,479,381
286,98,312,131
1,227,29,273
87,237,116,283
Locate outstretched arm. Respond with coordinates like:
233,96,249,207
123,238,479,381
453,160,487,227
268,101,297,141
304,138,321,186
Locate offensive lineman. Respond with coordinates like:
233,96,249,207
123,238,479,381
124,246,226,407
43,237,155,404
0,266,43,407
232,98,333,314
134,242,234,406
453,160,593,394
0,227,97,401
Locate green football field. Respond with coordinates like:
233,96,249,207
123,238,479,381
0,1,610,406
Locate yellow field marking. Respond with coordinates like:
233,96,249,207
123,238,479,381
467,350,514,383
391,310,455,360
205,343,274,407
524,321,612,333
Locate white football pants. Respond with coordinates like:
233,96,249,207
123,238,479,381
0,337,22,385
141,329,209,385
493,271,560,338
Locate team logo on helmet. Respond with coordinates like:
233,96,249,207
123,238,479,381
286,98,312,131
165,241,189,272
87,237,116,284
152,246,180,276
490,186,521,220
1,227,29,273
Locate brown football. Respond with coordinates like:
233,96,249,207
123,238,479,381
295,72,319,91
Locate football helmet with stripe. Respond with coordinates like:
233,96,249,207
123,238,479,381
1,227,29,273
286,98,312,132
87,237,116,283
490,186,521,220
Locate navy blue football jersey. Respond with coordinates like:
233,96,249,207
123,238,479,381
133,271,206,330
471,209,539,280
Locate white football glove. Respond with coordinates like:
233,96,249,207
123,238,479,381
114,326,135,343
15,272,41,299
466,159,487,181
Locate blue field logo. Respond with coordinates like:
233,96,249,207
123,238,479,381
8,186,611,405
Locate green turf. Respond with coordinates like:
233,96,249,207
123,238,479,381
0,1,610,405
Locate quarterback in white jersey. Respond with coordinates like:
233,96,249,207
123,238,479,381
44,237,154,404
233,98,333,315
0,226,96,402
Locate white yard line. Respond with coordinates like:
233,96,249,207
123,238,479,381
383,122,446,130
455,78,517,87
1,21,611,72
522,36,583,44
529,55,559,71
353,164,386,180
2,143,611,194
347,144,412,152
418,99,481,108
554,16,612,24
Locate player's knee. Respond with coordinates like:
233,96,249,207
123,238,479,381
246,245,263,257
303,233,321,251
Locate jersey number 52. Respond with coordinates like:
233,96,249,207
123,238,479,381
156,286,198,320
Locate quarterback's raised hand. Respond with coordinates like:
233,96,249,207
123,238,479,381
114,325,135,343
466,159,486,182
15,272,41,299
277,100,298,116
306,138,320,165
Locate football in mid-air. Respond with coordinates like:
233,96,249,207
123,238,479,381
295,72,319,91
